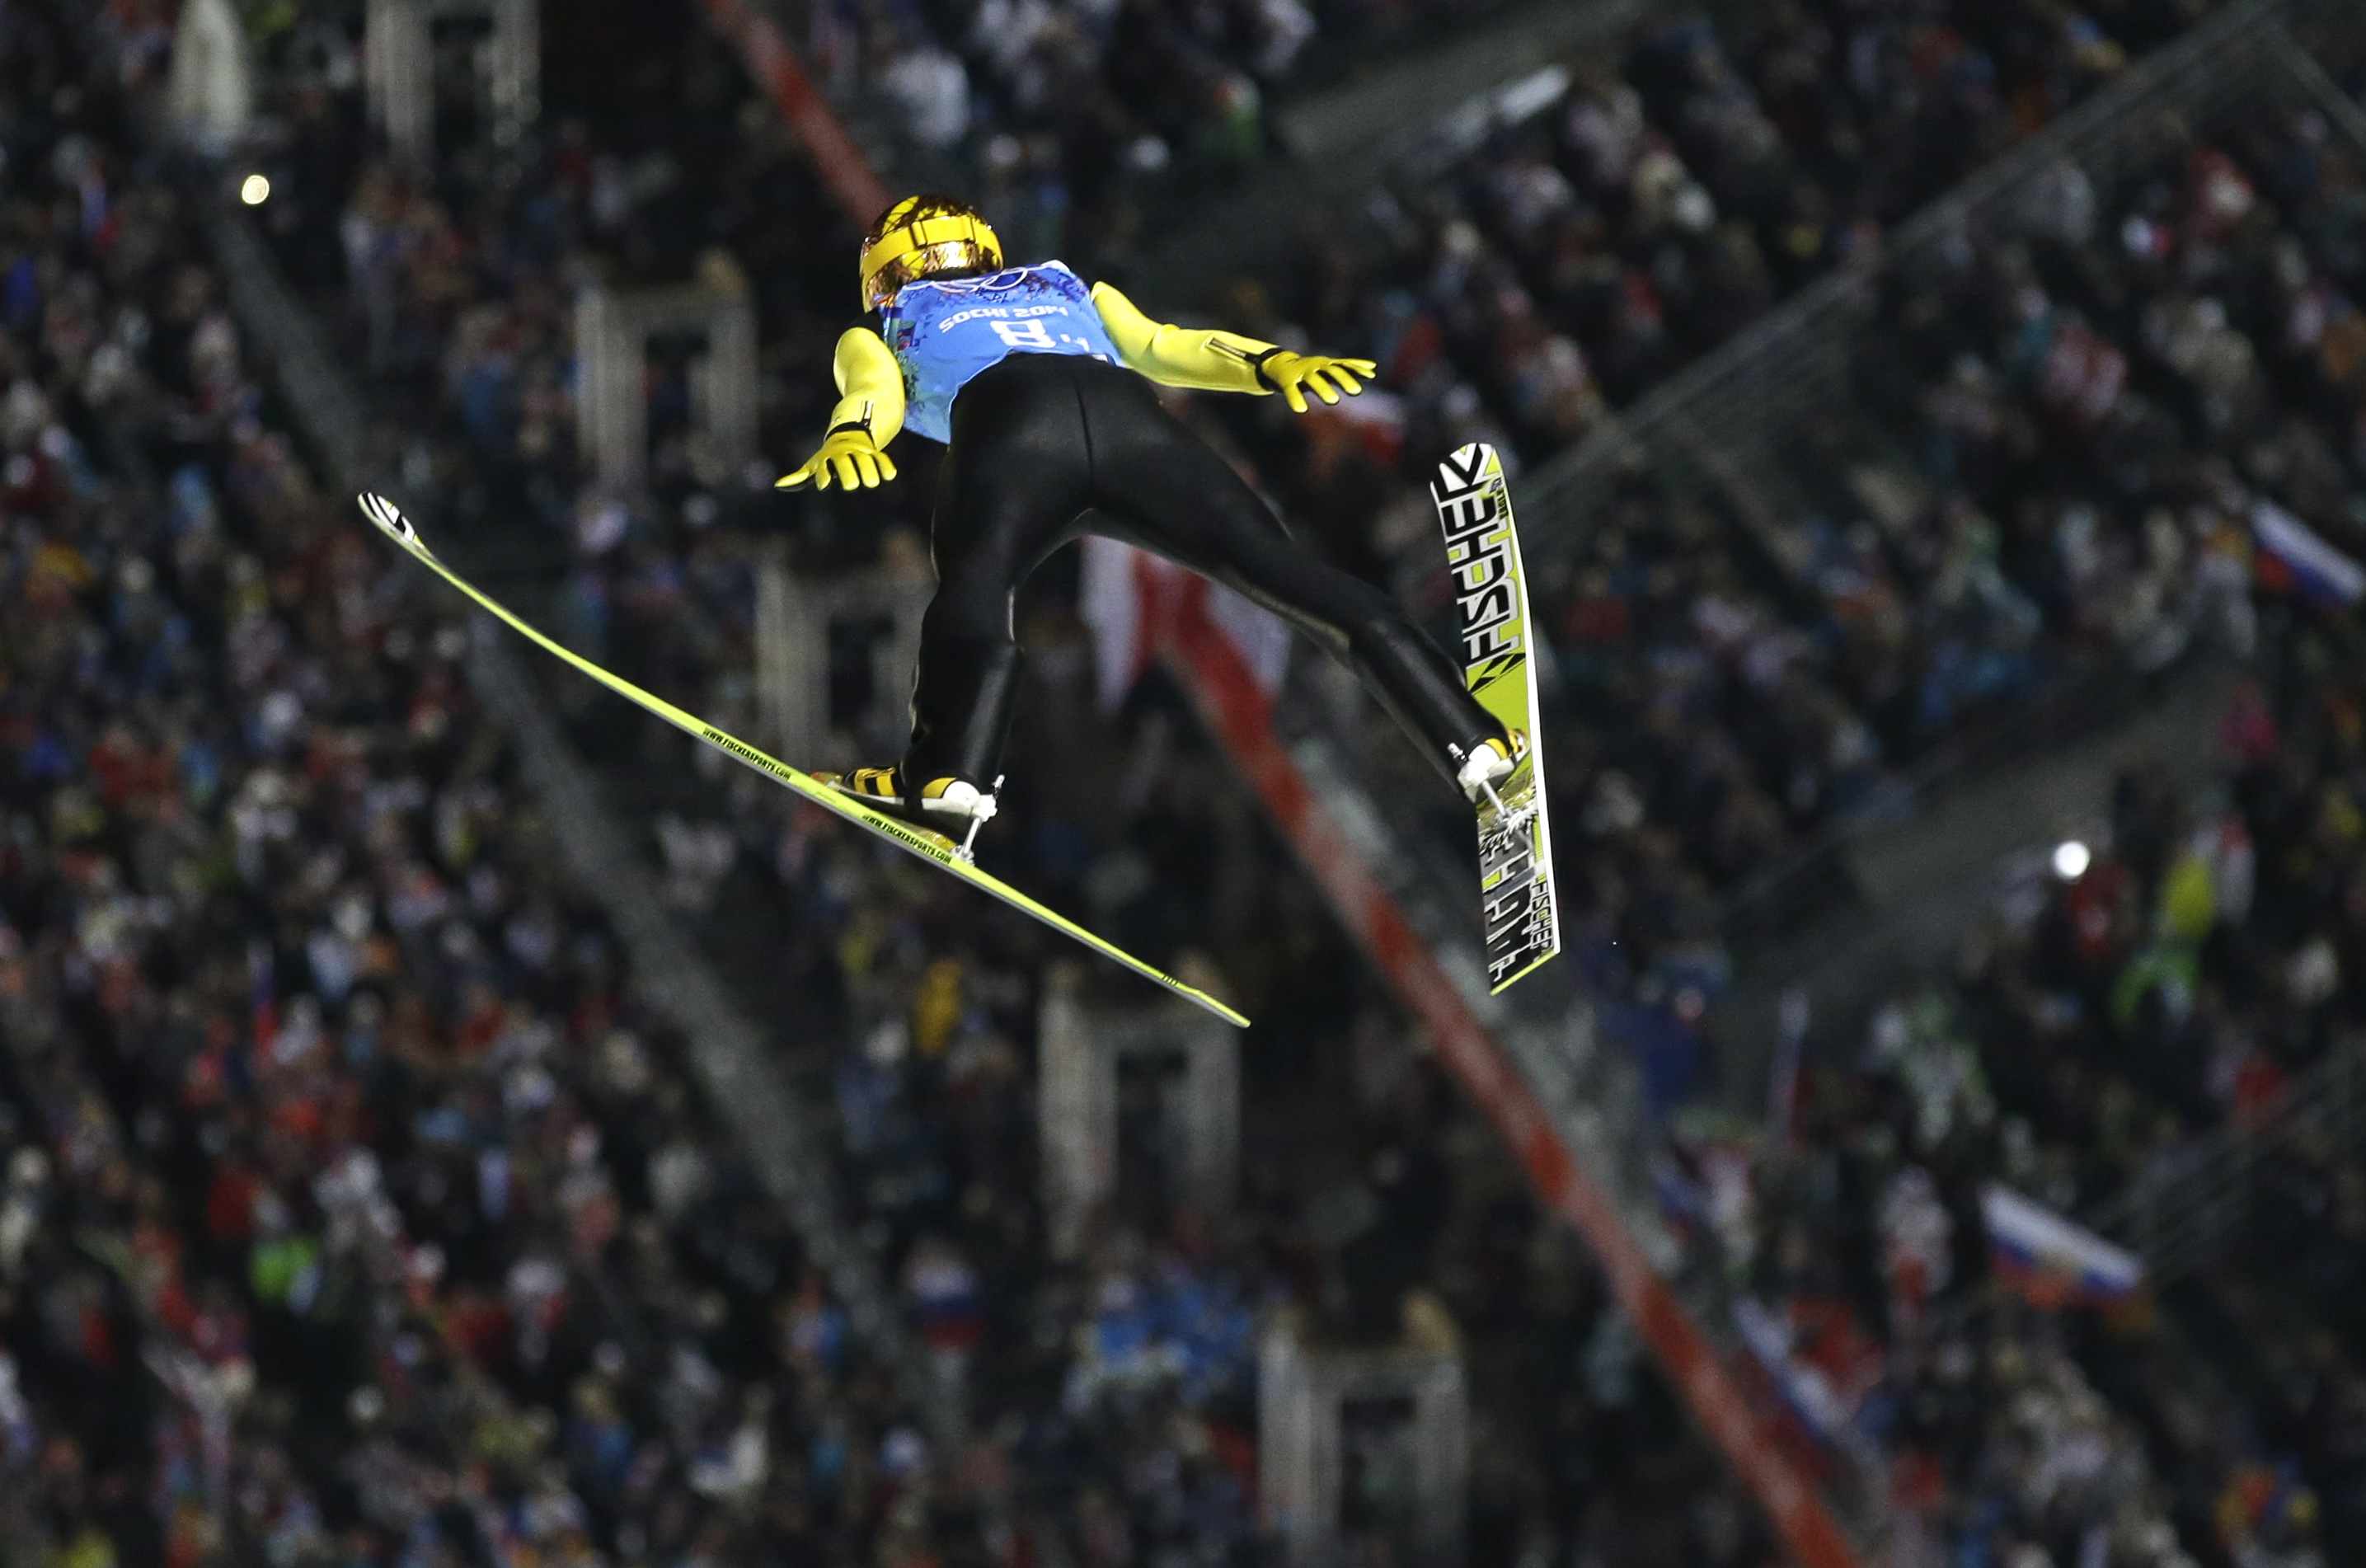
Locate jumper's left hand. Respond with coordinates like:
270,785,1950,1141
1259,352,1379,415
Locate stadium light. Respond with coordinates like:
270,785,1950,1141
2052,840,2091,880
241,174,271,206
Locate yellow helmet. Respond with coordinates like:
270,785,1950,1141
860,195,1003,312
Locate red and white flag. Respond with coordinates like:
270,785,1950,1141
1079,536,1290,712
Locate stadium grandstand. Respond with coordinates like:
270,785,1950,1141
0,0,2363,1565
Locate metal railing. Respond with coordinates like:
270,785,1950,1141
1515,0,2320,568
2087,1037,2366,1284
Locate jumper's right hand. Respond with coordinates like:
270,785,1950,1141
777,426,899,491
1258,350,1378,414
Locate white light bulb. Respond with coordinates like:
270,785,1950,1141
2052,840,2091,880
241,173,271,206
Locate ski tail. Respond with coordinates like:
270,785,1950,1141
355,495,1249,1029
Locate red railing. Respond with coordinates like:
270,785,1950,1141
697,0,890,223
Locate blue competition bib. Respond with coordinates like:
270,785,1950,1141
880,261,1120,443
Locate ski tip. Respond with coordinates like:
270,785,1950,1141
357,493,423,549
1190,993,1251,1030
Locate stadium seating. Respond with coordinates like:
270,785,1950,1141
2,0,2358,1563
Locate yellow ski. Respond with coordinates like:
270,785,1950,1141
1430,446,1561,993
357,495,1248,1029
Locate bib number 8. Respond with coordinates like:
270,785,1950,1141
990,319,1058,350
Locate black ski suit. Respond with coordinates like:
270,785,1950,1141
904,350,1507,792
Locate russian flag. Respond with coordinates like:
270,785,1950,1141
1733,1297,1849,1444
2250,500,2364,608
1981,1185,2143,1307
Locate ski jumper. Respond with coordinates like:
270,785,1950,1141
810,261,1507,796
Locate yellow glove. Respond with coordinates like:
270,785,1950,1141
778,425,898,491
777,327,907,491
1251,350,1378,414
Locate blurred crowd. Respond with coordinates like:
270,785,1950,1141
221,0,2240,545
0,9,1048,1564
1634,70,2366,1568
1668,605,2366,1568
3,0,2362,1565
2,8,1792,1568
1207,0,2223,500
1537,88,2366,1041
834,0,1523,267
